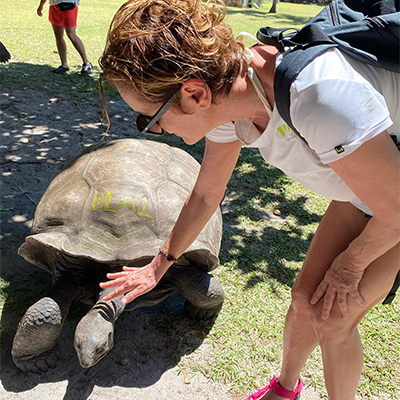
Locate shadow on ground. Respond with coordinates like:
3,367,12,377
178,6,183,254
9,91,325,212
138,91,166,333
1,291,213,399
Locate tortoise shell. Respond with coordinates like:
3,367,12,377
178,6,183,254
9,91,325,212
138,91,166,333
18,139,222,275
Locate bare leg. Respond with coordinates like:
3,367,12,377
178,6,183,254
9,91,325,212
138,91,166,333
314,241,399,399
65,26,89,64
263,201,399,399
52,24,68,67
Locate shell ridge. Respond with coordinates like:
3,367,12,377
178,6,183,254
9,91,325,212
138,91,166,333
79,154,96,235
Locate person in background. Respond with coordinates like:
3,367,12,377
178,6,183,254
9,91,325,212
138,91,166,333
37,0,92,74
98,1,400,399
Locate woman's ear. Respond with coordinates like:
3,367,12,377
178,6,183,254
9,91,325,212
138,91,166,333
180,79,212,111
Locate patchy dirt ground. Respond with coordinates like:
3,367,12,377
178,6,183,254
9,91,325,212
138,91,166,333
0,84,325,400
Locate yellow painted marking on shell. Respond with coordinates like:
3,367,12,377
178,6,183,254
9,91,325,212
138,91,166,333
117,196,136,213
137,198,152,219
92,192,104,210
91,192,152,218
104,192,117,212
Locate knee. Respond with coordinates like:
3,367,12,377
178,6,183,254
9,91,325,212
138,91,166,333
289,285,314,323
66,34,76,43
54,32,65,42
65,29,79,43
66,31,77,42
311,308,358,345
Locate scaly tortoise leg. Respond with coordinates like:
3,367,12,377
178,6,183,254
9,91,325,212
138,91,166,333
12,280,77,372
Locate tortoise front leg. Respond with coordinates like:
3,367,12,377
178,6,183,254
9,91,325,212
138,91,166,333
12,279,78,373
170,265,225,320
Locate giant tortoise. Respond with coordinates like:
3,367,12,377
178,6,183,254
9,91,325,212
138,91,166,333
12,139,224,372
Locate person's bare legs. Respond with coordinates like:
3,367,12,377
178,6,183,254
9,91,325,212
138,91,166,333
52,24,68,68
262,201,399,399
65,26,89,65
315,241,399,399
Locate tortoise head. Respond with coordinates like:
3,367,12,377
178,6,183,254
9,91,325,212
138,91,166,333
74,308,114,368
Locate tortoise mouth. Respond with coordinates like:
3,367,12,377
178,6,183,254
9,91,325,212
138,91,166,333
79,353,107,369
76,340,114,369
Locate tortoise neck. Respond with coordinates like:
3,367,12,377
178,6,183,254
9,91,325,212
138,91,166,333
92,287,126,322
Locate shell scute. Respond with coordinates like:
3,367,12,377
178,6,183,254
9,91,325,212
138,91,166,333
19,139,222,273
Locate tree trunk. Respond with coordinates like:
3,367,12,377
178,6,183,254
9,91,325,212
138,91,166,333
269,0,279,13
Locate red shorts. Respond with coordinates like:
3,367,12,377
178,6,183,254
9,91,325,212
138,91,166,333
49,4,78,28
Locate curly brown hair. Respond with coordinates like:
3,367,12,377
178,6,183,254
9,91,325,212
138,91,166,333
99,0,244,105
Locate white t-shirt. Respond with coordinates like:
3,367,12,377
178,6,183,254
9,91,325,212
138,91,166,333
206,48,399,216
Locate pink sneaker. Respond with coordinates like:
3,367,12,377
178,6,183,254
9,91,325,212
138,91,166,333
243,376,303,400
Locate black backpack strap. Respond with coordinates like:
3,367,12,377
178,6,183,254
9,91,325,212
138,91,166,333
382,269,400,305
257,24,335,53
257,23,339,143
273,43,338,144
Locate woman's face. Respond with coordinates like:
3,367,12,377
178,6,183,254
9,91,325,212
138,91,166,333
117,84,216,145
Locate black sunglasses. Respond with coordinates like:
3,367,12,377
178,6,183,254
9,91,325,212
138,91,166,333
136,95,175,136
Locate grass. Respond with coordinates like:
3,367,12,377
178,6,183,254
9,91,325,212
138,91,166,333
1,1,399,399
0,0,121,99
